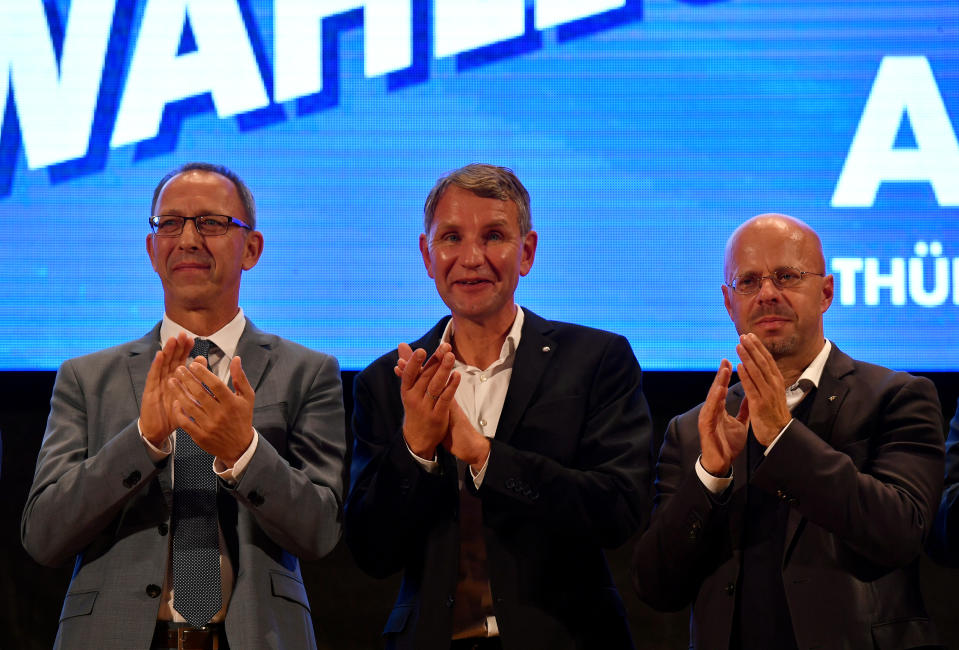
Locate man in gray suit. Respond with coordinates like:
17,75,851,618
22,163,346,650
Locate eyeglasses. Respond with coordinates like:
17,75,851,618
726,267,825,295
149,214,252,237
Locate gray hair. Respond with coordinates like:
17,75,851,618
423,163,531,235
151,162,257,229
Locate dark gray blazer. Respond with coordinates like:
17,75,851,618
346,309,653,650
632,345,945,650
22,320,346,650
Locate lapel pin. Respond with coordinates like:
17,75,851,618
542,346,551,353
828,395,837,402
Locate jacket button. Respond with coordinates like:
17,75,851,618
146,584,162,598
725,582,735,596
122,470,141,488
157,522,169,536
247,490,265,506
446,596,455,608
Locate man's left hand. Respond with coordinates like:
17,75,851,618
736,333,791,446
170,355,255,466
445,401,491,473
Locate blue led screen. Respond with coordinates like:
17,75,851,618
1,0,957,371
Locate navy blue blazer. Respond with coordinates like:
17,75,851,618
345,309,653,650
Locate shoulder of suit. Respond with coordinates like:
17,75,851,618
58,327,159,369
252,331,340,367
528,315,628,345
839,355,934,399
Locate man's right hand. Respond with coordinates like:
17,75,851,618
399,342,460,459
140,332,194,446
698,358,749,477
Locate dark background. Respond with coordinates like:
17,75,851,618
2,369,957,649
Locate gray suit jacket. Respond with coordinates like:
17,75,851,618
22,320,346,650
632,345,945,650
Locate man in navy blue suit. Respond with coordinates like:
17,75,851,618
346,163,652,650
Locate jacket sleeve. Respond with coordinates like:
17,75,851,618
631,410,734,612
344,357,458,578
752,374,944,568
21,358,163,567
223,352,347,562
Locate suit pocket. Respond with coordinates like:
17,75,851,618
871,617,938,649
383,604,413,635
59,590,97,621
270,571,310,612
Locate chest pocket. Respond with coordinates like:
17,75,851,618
513,396,586,464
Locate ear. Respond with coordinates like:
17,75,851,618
241,231,264,271
519,230,538,276
419,233,434,278
821,273,834,314
146,233,160,272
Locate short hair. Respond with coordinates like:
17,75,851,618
423,163,531,235
151,162,257,229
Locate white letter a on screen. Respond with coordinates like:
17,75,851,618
111,0,269,149
832,56,959,207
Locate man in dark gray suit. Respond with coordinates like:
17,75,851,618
22,163,346,650
632,214,945,649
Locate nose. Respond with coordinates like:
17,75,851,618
176,219,205,249
459,237,484,267
755,275,782,301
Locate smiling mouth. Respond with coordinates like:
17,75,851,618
172,263,210,272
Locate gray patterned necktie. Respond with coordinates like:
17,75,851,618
172,337,221,627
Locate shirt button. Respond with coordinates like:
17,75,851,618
480,375,488,382
479,419,487,428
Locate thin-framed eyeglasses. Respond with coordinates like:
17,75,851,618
726,267,825,295
149,214,252,237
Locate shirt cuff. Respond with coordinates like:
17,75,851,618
764,418,794,456
406,441,440,474
469,450,491,489
214,429,260,483
696,455,733,494
138,419,173,463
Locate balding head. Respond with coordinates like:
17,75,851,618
721,213,833,372
723,213,825,283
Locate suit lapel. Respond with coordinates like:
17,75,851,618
124,323,169,499
234,319,275,393
494,309,553,445
126,324,162,409
783,345,854,557
726,383,749,552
